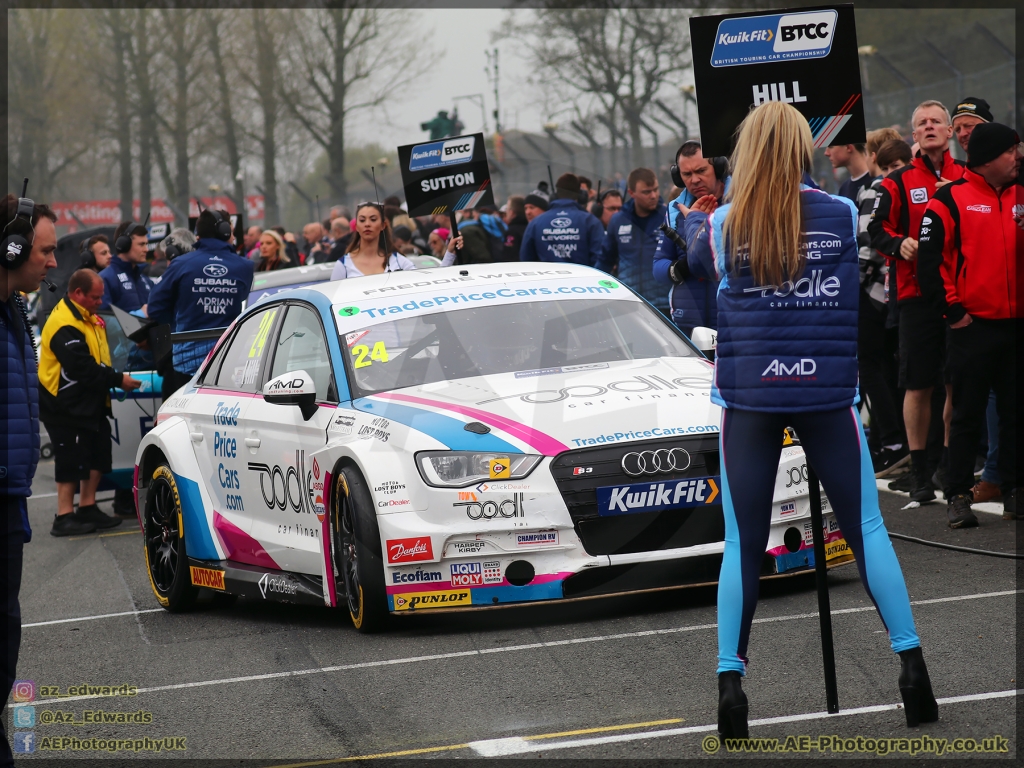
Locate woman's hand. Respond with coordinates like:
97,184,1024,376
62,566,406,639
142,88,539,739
447,235,464,254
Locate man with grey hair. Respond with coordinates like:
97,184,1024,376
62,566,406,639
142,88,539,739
147,228,197,279
868,100,965,502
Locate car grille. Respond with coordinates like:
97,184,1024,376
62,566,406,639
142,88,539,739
549,436,722,556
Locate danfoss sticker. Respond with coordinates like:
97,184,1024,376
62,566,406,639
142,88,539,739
386,537,434,564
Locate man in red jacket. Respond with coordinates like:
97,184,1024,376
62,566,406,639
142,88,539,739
917,123,1022,526
868,100,965,502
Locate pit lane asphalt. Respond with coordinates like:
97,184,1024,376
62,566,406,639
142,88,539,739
12,459,1019,762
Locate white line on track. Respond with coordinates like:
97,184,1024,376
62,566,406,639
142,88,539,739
13,588,1019,707
468,689,1023,756
22,609,164,628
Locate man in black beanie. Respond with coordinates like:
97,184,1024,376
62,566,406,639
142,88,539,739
917,122,1022,527
950,96,994,155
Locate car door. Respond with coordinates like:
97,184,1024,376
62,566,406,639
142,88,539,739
186,304,284,536
241,302,337,574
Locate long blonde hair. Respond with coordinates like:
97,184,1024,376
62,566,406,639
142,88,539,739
723,101,814,287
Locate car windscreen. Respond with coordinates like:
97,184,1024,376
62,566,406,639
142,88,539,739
339,298,697,398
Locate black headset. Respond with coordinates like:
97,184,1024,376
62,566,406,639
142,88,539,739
80,237,97,270
670,141,728,189
3,180,36,271
196,207,233,241
591,188,622,222
114,222,139,253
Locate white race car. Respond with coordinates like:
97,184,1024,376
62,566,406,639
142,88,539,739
135,263,850,630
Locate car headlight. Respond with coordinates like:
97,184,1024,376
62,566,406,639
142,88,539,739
415,451,542,488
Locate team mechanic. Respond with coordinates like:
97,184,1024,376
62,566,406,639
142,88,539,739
653,141,730,335
520,173,605,266
146,209,254,394
708,102,937,739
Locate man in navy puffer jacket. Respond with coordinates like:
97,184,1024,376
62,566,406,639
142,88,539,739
653,142,729,334
520,173,604,266
1,193,58,765
596,168,669,313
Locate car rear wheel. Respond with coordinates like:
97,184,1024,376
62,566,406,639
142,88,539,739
143,465,199,612
332,466,388,632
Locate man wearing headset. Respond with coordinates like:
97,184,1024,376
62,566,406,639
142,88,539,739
99,221,154,315
652,141,730,335
146,209,254,395
1,191,58,765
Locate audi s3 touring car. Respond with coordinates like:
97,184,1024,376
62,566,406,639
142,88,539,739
135,263,849,630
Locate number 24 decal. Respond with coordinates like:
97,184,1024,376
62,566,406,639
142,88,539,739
351,342,389,368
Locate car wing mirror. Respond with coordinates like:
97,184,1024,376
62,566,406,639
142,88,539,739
262,370,318,420
689,326,717,359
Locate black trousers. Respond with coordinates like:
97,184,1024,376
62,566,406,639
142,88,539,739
858,290,904,447
946,318,1018,497
1,500,25,767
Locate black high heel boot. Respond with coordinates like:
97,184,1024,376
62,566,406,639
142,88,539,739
718,671,749,739
898,647,939,727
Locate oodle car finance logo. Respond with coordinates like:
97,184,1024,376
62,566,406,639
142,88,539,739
711,10,837,67
409,136,476,172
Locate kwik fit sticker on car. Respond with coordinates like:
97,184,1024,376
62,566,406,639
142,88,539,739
689,4,865,156
397,132,496,216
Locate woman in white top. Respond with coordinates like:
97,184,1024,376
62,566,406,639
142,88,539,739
330,203,461,280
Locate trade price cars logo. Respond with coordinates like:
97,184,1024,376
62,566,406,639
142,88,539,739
408,136,476,171
596,476,721,516
386,537,434,564
711,9,837,67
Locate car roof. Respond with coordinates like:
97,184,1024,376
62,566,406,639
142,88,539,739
308,262,610,303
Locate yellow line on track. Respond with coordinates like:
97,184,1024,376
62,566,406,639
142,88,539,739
525,717,684,740
68,528,140,541
272,743,471,766
270,717,684,766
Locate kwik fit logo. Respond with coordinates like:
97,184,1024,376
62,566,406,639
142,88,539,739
596,477,720,516
409,136,476,172
711,10,837,67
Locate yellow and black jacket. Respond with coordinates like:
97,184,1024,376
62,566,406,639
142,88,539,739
38,297,122,428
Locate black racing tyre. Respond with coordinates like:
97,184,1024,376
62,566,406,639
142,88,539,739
143,465,199,612
332,466,388,633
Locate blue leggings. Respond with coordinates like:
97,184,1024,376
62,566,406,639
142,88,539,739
717,406,919,675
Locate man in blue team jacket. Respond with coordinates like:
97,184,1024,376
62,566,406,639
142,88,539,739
596,168,669,314
1,193,58,765
653,142,729,335
520,173,604,266
146,209,254,395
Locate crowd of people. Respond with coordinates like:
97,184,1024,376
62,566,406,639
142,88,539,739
7,95,1022,541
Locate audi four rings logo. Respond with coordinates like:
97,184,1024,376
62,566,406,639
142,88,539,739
621,448,691,476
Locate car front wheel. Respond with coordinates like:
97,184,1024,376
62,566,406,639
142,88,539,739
332,466,388,632
143,465,199,612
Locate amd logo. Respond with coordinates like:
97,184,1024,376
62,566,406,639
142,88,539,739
269,378,304,390
762,359,817,377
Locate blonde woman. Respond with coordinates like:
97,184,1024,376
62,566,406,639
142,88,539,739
709,101,936,738
255,229,291,272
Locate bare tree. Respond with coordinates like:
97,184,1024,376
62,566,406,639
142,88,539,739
156,9,209,224
206,9,245,210
278,6,438,201
499,4,697,169
238,8,285,226
8,10,94,201
130,8,161,223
